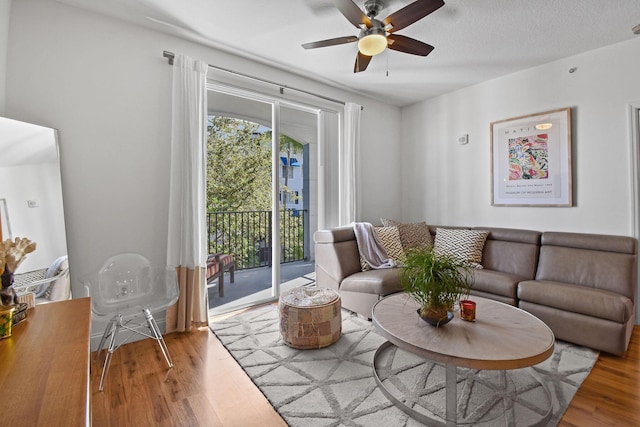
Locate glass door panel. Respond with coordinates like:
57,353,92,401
277,105,317,295
206,90,276,314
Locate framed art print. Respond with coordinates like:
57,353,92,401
490,107,572,206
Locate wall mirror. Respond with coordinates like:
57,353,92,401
0,116,68,276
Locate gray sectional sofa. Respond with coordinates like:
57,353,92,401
314,225,637,355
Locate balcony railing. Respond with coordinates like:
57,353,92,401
207,209,309,270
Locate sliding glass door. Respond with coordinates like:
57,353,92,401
206,85,321,314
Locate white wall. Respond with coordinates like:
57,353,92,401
0,0,11,115
401,37,640,237
4,0,401,297
0,162,67,271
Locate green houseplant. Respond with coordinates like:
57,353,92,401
400,247,472,326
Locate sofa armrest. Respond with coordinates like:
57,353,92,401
314,227,362,288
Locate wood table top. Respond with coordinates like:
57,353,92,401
372,294,555,370
0,297,91,426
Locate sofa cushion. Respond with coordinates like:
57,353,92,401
536,243,637,300
471,269,525,300
340,268,402,296
473,227,541,279
518,279,634,323
433,228,489,269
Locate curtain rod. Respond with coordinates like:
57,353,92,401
163,50,358,108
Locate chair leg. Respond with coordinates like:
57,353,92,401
143,308,174,368
99,314,122,392
96,316,117,362
218,269,224,298
229,264,235,283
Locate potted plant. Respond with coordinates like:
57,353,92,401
400,247,472,327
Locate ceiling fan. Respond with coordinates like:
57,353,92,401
302,0,444,73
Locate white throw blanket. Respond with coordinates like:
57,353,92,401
353,222,396,269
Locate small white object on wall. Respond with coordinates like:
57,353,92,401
458,134,469,145
27,200,39,208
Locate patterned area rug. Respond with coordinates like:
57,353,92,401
210,303,598,426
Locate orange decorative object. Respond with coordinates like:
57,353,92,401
460,299,476,322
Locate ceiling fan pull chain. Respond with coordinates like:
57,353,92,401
386,50,389,77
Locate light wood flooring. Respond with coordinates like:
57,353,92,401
91,321,640,426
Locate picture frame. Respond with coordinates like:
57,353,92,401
490,107,572,206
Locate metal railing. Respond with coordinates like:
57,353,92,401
206,209,308,270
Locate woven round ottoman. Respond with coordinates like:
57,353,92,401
279,286,341,349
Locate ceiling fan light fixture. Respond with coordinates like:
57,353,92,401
358,29,387,56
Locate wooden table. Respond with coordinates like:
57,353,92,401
0,297,91,426
372,294,555,426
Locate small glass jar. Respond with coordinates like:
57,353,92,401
460,299,476,322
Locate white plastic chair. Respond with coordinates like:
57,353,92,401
82,253,179,391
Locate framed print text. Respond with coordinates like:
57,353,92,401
491,107,572,206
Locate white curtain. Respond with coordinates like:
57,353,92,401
340,102,361,225
166,53,209,332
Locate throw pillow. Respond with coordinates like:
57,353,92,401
380,218,433,252
396,222,433,252
433,228,489,269
44,259,70,301
380,217,401,227
360,226,405,270
45,274,71,301
375,226,406,265
360,256,371,271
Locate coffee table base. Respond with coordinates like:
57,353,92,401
372,341,553,427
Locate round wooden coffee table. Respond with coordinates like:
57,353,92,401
371,293,555,426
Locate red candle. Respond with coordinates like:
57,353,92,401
460,299,476,322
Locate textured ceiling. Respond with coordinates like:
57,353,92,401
56,0,640,107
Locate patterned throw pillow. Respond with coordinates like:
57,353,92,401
380,218,433,252
360,226,405,271
375,226,406,265
433,228,489,269
396,222,433,252
380,217,401,227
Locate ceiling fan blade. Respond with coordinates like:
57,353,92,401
383,0,444,33
333,0,371,28
354,52,372,73
302,36,358,49
387,34,434,56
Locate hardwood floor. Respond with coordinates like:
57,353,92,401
559,326,640,426
91,322,640,426
90,327,286,427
